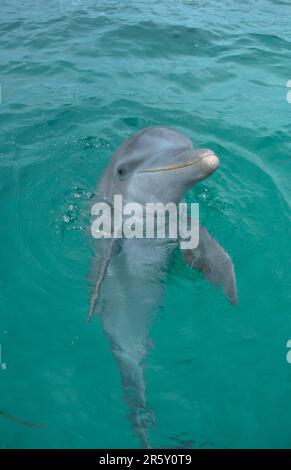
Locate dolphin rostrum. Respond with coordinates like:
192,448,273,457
88,127,237,448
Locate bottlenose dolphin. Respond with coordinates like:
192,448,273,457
88,127,237,448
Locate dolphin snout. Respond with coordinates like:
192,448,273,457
137,149,219,175
200,150,220,173
203,153,219,170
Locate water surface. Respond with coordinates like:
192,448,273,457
1,0,291,449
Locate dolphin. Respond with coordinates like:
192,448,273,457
88,127,237,448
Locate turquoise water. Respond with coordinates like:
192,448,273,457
1,0,291,449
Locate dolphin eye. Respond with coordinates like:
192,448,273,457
117,167,125,176
117,160,139,179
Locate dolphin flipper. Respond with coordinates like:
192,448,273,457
87,238,117,322
181,226,237,304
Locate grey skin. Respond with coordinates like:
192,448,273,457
89,127,237,448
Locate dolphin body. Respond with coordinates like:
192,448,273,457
88,127,237,448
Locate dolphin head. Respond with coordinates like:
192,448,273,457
98,127,219,203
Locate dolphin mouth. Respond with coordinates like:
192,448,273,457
138,153,219,174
